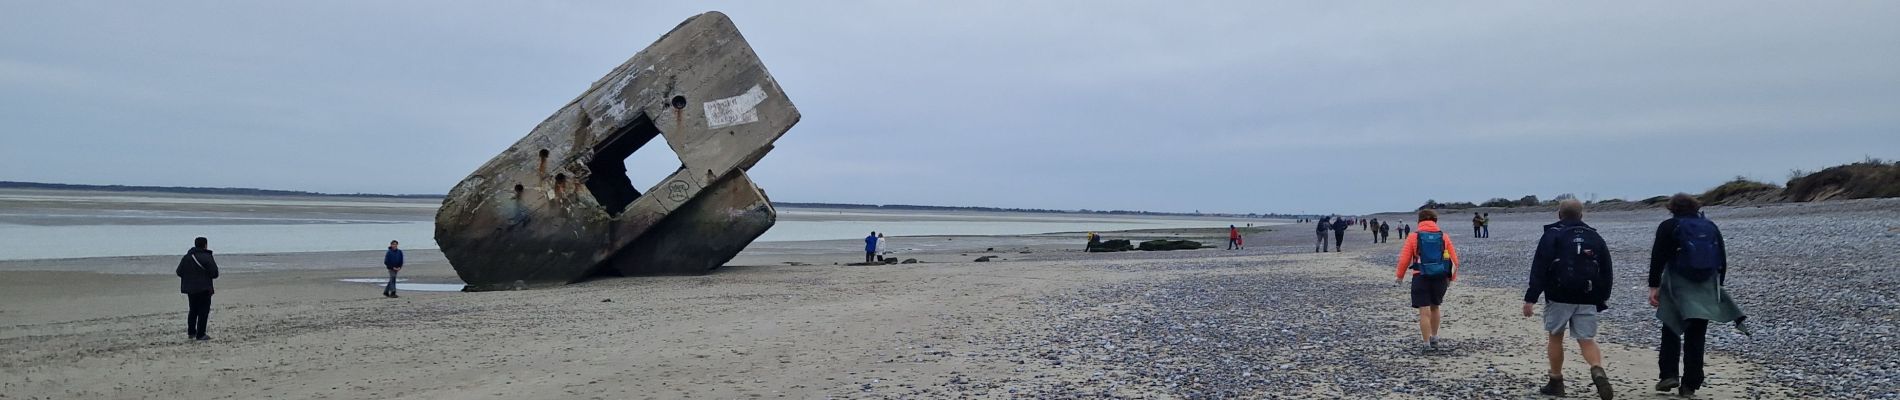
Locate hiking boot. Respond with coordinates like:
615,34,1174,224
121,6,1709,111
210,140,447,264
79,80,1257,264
194,335,211,341
1679,387,1697,398
1590,367,1614,400
1655,377,1680,392
1538,375,1564,396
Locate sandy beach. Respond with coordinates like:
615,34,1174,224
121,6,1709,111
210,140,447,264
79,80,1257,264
5,199,1898,398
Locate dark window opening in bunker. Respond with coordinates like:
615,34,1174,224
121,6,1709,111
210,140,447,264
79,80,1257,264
585,114,684,217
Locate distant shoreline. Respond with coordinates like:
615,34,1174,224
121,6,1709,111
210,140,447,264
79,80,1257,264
0,181,1293,219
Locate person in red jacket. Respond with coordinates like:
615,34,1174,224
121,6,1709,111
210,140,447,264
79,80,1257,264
1395,209,1462,350
1228,225,1242,250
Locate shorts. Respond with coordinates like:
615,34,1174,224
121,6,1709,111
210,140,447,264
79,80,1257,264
1542,302,1600,340
1408,276,1449,308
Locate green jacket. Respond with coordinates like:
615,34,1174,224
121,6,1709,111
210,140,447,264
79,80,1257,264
1656,270,1749,335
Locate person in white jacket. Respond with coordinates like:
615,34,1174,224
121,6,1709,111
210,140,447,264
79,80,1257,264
876,233,888,262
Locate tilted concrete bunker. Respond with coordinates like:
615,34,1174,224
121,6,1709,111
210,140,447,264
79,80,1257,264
434,12,798,291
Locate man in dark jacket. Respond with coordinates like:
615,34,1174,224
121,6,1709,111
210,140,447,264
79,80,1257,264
1331,217,1351,252
1314,217,1331,253
864,232,878,263
1522,200,1614,399
176,237,219,341
383,240,404,298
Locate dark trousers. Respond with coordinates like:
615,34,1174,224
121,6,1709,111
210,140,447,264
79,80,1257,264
186,291,212,337
1315,231,1329,252
384,269,399,295
1481,226,1490,238
1332,230,1345,251
1228,238,1239,250
865,252,874,263
1660,319,1711,389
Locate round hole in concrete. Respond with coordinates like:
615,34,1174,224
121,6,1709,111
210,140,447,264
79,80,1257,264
670,95,687,110
539,149,549,160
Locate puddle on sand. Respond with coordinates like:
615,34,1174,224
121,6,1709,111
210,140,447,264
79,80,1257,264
338,278,464,292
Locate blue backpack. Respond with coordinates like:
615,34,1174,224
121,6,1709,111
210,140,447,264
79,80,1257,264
1672,216,1725,281
1413,232,1451,278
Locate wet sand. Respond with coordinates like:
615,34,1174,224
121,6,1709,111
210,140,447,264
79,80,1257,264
6,200,1893,398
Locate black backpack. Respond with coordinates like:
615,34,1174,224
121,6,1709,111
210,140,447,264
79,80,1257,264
1546,225,1605,297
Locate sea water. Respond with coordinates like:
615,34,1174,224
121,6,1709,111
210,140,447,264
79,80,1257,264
0,192,1261,260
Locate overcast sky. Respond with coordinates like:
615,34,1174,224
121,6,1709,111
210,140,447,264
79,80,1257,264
3,2,1896,214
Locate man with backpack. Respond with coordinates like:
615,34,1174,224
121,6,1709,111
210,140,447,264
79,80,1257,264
1523,200,1615,399
1648,194,1748,397
1395,209,1461,351
1314,216,1331,253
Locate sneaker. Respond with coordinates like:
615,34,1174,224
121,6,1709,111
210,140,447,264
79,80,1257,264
1428,336,1439,349
1679,388,1696,398
1538,375,1565,396
1590,367,1614,400
194,335,210,341
1655,377,1680,392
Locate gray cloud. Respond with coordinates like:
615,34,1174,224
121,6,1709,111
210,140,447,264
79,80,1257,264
2,1,1896,214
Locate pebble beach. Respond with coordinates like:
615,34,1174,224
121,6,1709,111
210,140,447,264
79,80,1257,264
2,199,1895,398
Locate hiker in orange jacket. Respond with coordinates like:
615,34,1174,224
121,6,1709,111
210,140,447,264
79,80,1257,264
1395,209,1462,350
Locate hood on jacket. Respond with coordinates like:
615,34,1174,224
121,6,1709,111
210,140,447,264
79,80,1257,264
1415,221,1442,233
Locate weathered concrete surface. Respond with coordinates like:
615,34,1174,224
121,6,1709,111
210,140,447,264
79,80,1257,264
434,12,799,291
606,172,775,276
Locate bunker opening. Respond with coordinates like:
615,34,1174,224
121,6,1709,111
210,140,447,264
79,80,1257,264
585,114,685,216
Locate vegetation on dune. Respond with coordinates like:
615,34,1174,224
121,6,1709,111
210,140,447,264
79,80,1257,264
1700,176,1782,205
1783,158,1900,202
1415,157,1899,212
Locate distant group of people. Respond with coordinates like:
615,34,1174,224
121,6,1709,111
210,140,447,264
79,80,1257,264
1228,225,1245,250
864,231,889,262
1391,194,1746,398
1472,212,1492,238
1314,215,1351,252
1312,215,1409,251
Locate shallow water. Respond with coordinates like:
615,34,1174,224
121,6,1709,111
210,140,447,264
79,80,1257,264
336,278,464,292
0,191,1269,260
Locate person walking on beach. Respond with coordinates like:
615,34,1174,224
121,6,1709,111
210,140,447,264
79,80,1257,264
383,240,404,298
864,232,878,263
1395,209,1460,351
1523,200,1615,399
1400,222,1411,239
1228,225,1242,250
176,237,219,341
1315,217,1331,253
1648,194,1749,397
1378,221,1391,243
1331,216,1351,252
